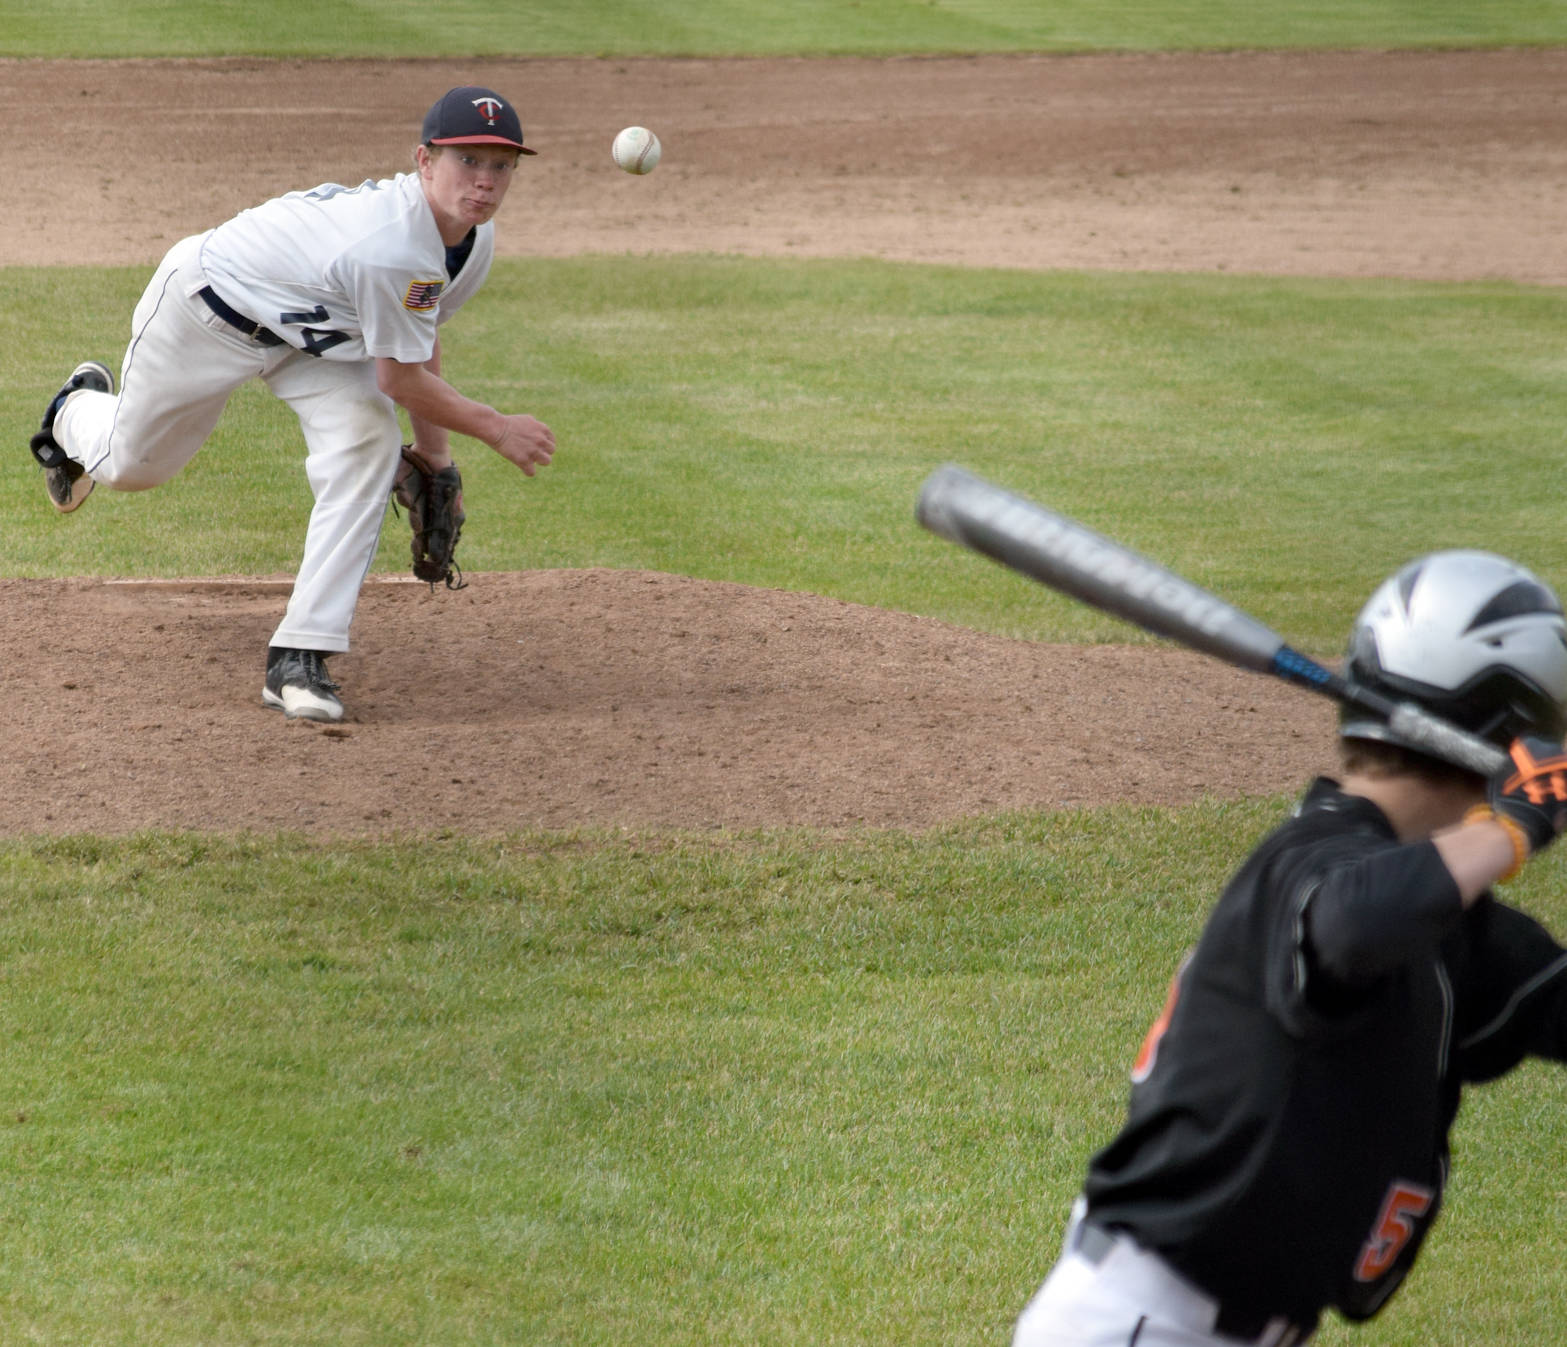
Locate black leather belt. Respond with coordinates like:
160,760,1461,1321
198,286,283,346
1071,1219,1312,1345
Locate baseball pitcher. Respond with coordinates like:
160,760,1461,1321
27,86,554,722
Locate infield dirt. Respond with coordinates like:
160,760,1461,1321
7,49,1563,835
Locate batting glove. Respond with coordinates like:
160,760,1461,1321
1487,736,1567,857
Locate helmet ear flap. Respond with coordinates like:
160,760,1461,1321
1345,623,1382,683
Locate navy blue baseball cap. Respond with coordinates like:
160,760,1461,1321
422,87,537,154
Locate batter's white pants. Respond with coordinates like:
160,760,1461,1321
1012,1202,1312,1347
53,233,404,654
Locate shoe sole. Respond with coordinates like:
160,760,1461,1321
37,361,114,513
70,360,115,393
262,685,345,722
48,469,95,514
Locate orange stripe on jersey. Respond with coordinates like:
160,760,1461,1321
1131,956,1189,1084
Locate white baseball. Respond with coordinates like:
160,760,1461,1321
612,126,662,175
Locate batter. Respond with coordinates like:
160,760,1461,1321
27,85,555,722
1013,550,1567,1346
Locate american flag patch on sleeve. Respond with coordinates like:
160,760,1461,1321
403,279,446,311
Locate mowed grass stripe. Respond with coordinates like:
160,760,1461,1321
9,256,1567,652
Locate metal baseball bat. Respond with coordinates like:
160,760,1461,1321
915,463,1508,777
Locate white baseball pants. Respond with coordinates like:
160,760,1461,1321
53,233,404,654
1012,1202,1313,1347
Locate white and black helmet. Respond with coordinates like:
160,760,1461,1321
1342,549,1567,754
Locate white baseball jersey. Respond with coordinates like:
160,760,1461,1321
198,172,492,363
55,168,502,659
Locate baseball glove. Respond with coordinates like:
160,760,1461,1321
391,445,467,589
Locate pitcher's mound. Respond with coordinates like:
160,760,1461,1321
1,570,1334,837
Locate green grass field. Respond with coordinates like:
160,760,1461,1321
5,818,1567,1345
7,4,1567,1343
11,256,1567,1347
5,0,1567,57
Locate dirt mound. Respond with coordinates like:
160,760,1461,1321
1,572,1334,837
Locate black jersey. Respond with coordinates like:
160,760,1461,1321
1083,778,1567,1329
